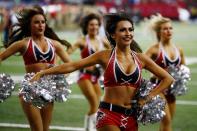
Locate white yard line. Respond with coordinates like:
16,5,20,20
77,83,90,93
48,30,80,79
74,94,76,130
186,57,197,65
176,100,197,106
0,123,84,131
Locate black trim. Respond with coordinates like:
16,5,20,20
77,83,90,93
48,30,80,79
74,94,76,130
99,101,135,116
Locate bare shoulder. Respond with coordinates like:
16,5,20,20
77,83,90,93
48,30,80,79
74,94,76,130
98,49,112,57
15,37,29,47
95,49,112,63
47,38,59,45
174,44,183,52
145,43,160,59
146,43,159,52
98,49,113,66
5,38,30,54
47,38,66,48
136,53,147,61
135,52,153,68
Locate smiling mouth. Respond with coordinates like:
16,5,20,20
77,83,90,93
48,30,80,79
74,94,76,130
123,37,132,41
38,29,44,32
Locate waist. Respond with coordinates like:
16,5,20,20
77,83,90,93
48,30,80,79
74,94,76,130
99,101,136,116
25,63,53,73
104,83,138,88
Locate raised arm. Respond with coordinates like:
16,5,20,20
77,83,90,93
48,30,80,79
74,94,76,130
0,40,25,62
67,38,84,54
31,50,108,81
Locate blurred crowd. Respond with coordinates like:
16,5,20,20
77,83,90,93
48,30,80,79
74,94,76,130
0,0,196,34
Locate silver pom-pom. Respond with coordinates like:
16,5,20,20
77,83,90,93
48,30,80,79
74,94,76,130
137,95,166,125
167,65,191,96
0,73,15,102
134,79,166,125
19,73,55,108
51,74,71,102
136,79,156,98
19,73,71,108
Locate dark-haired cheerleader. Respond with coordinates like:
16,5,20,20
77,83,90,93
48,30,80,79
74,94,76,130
0,5,71,131
67,13,110,131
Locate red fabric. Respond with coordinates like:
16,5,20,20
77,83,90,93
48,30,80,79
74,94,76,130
133,3,179,19
103,50,142,88
96,108,138,131
77,72,99,84
80,45,90,59
23,39,55,65
154,50,166,69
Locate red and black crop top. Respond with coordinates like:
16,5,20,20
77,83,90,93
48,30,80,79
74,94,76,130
103,49,142,88
80,35,104,58
23,38,55,65
155,44,181,69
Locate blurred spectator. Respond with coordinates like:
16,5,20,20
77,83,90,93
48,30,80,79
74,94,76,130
186,0,197,21
178,6,190,23
0,7,5,32
2,8,12,47
190,6,197,21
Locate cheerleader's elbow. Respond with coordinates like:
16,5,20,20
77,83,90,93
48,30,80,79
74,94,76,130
167,75,175,88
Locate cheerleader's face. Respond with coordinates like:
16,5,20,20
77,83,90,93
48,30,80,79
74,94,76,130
160,22,173,41
30,14,46,36
112,20,134,47
87,19,100,36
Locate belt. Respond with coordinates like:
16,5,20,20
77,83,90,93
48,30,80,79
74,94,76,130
99,101,135,116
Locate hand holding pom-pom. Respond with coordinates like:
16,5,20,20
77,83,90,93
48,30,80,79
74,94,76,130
20,73,71,108
133,79,166,125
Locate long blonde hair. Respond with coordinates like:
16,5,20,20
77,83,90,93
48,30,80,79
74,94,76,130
147,13,171,41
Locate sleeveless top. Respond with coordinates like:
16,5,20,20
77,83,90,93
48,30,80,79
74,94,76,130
104,49,142,88
80,35,104,58
23,38,55,65
155,44,181,69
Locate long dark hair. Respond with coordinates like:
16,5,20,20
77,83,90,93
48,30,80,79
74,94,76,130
80,13,101,35
104,12,142,53
4,5,71,49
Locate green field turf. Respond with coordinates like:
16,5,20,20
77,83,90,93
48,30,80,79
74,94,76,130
0,21,197,131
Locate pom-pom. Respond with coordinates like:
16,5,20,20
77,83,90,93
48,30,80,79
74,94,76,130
167,65,191,96
0,73,15,102
137,95,166,125
52,74,71,102
20,73,71,108
133,79,166,125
